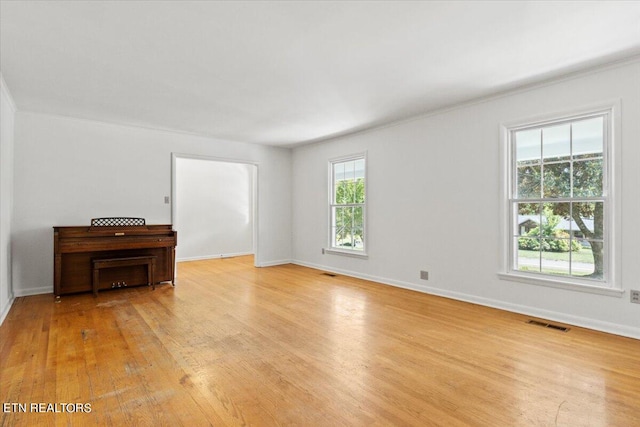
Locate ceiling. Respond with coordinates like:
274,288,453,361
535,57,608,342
1,1,639,147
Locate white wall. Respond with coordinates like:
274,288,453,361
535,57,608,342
292,60,640,339
175,157,254,261
0,74,16,324
12,113,292,295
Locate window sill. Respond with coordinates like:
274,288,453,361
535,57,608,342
497,272,624,297
323,248,369,259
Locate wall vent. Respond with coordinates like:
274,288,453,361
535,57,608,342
527,319,570,332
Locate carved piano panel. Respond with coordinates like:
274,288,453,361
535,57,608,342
53,223,177,296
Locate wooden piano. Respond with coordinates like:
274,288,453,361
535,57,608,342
53,218,177,296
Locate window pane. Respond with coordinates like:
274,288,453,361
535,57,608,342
573,116,603,159
335,180,350,204
543,124,570,161
516,237,540,272
334,162,345,183
516,202,541,237
540,201,571,243
571,248,595,277
517,165,541,199
572,202,603,240
543,162,570,198
584,240,604,279
354,159,365,179
332,226,342,245
353,206,363,227
332,206,364,250
336,227,354,249
542,201,570,226
350,179,358,204
541,246,571,276
335,224,351,248
355,178,365,203
573,159,603,197
352,227,364,250
333,206,345,228
344,160,355,182
515,128,540,163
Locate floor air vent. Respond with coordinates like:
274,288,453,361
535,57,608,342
321,272,337,277
527,319,570,332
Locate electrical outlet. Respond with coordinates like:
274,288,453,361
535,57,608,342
420,270,429,280
631,290,640,304
164,196,170,204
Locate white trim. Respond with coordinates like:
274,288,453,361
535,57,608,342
499,100,622,292
14,286,52,297
497,272,623,297
323,248,369,259
7,57,639,150
255,259,292,267
171,152,259,166
292,259,640,340
15,111,269,148
328,152,367,164
499,99,622,135
0,295,14,326
0,72,16,327
291,55,640,149
177,252,253,262
171,153,260,267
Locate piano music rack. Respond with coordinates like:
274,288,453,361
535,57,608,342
90,217,146,227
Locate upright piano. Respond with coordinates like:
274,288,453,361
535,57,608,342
53,218,177,296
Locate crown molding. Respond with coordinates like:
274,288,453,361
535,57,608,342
293,53,640,149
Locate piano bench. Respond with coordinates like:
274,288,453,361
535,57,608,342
92,255,157,297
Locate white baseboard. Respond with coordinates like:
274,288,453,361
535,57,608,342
176,253,290,268
256,259,292,267
177,252,253,262
0,294,15,326
292,259,640,340
14,286,53,297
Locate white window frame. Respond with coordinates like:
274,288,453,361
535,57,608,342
325,153,368,258
498,102,622,297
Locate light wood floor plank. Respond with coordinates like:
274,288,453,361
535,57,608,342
1,256,639,426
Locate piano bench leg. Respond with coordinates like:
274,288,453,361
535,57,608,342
148,262,155,291
92,269,99,297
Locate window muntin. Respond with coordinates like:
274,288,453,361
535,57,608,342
510,114,608,283
330,156,366,252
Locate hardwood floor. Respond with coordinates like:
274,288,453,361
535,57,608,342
1,256,639,426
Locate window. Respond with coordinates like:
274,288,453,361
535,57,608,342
506,111,614,289
329,155,366,254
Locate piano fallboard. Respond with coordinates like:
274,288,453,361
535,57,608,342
54,225,177,296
